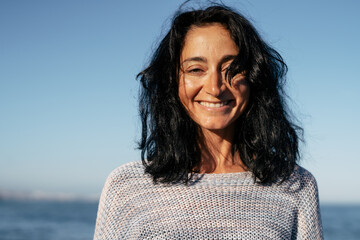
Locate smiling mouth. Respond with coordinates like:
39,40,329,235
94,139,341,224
199,100,231,108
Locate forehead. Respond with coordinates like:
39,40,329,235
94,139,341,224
181,23,238,59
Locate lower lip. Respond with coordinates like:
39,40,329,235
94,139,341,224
197,101,233,111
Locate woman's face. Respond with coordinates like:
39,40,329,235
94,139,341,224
178,23,250,134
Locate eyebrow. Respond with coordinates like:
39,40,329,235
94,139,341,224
181,55,237,65
182,56,207,64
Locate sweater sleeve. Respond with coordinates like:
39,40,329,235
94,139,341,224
295,168,323,240
93,162,141,240
93,168,119,240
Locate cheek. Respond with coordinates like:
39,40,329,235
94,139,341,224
232,83,250,107
178,75,201,104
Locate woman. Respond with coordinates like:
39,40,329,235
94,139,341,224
94,5,323,239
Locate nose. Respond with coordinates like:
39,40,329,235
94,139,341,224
204,69,226,97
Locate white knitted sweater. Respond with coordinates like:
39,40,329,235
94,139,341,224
94,161,323,239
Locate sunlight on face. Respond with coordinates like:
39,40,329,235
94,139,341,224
178,23,250,134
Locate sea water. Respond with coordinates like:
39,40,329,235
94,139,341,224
0,200,359,240
321,204,360,240
0,200,97,240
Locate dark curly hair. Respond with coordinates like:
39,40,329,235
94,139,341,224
137,5,302,184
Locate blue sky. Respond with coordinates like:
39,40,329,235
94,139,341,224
1,0,359,203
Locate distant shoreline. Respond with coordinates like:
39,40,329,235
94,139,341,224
0,190,99,203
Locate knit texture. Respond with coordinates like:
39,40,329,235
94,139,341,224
94,161,323,239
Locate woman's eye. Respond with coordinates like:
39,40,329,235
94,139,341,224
222,64,231,72
221,67,229,74
185,68,205,76
188,68,203,73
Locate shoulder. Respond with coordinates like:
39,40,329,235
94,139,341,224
289,165,318,187
283,165,320,203
290,165,317,183
107,161,145,181
101,161,151,196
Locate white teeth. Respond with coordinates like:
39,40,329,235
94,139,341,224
199,101,228,108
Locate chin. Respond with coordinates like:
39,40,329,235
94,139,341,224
198,122,234,132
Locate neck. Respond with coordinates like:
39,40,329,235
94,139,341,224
197,126,247,173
